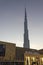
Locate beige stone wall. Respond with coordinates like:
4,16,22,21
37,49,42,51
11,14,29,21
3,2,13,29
0,41,16,62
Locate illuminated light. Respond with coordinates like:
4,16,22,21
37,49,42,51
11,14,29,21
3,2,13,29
32,57,35,61
42,58,43,62
28,57,30,60
25,56,30,65
28,57,30,65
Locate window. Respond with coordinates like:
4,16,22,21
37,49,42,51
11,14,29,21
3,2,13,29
0,44,5,56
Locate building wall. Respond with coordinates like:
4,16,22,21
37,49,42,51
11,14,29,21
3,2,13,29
0,41,16,62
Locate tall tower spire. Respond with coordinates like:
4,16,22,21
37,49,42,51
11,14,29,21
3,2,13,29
23,8,30,48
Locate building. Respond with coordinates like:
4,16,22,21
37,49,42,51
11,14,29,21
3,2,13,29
23,8,30,48
0,41,43,65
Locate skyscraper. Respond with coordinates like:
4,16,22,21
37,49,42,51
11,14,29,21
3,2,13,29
23,8,30,48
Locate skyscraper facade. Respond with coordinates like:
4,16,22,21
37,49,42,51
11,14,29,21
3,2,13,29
23,8,30,48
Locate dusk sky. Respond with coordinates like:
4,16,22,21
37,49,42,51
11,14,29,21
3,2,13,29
0,0,43,49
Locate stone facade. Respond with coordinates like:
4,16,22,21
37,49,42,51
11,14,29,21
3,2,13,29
0,41,16,62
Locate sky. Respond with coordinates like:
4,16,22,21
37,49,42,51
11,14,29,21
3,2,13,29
0,0,43,50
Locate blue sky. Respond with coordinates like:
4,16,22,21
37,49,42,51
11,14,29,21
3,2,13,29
0,0,43,49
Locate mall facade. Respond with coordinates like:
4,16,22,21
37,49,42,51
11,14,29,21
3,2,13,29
0,41,43,65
